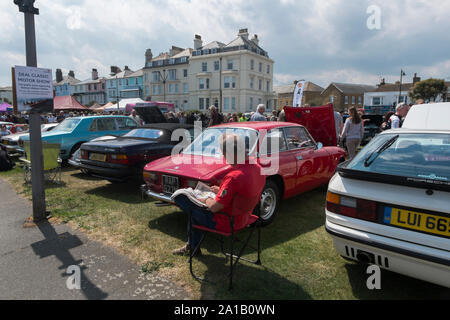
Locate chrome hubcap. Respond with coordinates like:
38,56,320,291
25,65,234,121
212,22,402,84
260,188,276,221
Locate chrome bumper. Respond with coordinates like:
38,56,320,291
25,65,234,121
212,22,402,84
141,185,175,204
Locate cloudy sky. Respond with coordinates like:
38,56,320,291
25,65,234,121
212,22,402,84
1,0,450,88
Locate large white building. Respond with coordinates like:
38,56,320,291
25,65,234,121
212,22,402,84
142,29,275,113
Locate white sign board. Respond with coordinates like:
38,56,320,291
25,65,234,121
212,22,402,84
293,80,306,107
14,65,53,113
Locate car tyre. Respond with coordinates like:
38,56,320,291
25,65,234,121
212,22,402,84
258,180,280,226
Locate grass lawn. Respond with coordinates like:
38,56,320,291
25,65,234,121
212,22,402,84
1,164,448,300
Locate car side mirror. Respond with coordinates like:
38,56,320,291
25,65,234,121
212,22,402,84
317,142,323,150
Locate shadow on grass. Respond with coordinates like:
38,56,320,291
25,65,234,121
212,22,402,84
344,262,450,300
85,181,154,205
192,254,312,300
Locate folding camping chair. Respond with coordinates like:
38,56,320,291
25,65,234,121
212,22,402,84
20,141,62,185
188,209,262,291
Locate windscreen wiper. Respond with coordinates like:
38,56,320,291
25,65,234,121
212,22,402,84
364,134,399,167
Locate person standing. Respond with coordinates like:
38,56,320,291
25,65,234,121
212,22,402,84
334,110,344,144
56,111,65,123
208,106,222,127
129,109,143,125
390,103,410,129
340,107,364,160
380,111,394,131
250,104,267,122
278,108,286,122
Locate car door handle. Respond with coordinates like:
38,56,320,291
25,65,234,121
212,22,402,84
296,156,303,160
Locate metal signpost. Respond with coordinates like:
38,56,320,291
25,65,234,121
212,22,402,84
14,0,47,222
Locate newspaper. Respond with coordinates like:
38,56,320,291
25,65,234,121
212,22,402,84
170,181,217,208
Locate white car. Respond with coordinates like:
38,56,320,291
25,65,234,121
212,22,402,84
326,103,450,288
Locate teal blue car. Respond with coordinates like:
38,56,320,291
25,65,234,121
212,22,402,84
20,116,139,160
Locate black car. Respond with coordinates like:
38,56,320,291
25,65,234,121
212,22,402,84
76,123,194,183
361,115,382,145
72,105,194,183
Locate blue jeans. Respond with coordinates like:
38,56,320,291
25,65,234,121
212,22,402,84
173,195,217,249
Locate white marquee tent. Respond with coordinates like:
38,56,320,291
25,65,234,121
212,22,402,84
104,98,145,112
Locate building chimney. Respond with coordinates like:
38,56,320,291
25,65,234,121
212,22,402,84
110,66,121,76
92,68,98,80
68,70,75,78
145,49,153,66
194,34,202,50
251,34,259,46
413,73,421,84
238,28,249,40
377,78,385,87
55,68,63,83
169,46,184,56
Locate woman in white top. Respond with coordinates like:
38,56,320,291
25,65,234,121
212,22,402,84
340,107,364,160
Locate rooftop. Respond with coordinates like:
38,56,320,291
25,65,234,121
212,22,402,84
324,82,377,95
274,82,324,94
53,75,81,86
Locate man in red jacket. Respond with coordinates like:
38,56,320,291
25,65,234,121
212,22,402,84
173,133,266,255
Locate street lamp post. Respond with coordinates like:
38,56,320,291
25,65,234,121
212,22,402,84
116,76,120,114
398,69,406,105
14,0,47,222
158,69,168,102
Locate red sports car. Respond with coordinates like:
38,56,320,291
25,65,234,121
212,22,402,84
142,121,346,225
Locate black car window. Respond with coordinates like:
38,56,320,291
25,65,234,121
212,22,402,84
88,119,97,131
116,118,126,130
117,118,139,130
126,118,138,129
97,118,116,131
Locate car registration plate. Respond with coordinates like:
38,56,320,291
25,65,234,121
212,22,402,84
384,207,450,238
89,153,106,162
162,175,180,195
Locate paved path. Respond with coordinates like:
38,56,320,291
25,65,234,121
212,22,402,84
0,178,189,300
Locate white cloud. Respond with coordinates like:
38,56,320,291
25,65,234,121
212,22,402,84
66,6,83,31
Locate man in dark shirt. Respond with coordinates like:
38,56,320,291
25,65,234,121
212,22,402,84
173,133,266,255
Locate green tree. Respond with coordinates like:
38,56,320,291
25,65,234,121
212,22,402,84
409,78,448,103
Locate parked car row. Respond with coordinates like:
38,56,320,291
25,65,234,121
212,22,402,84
9,102,448,288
